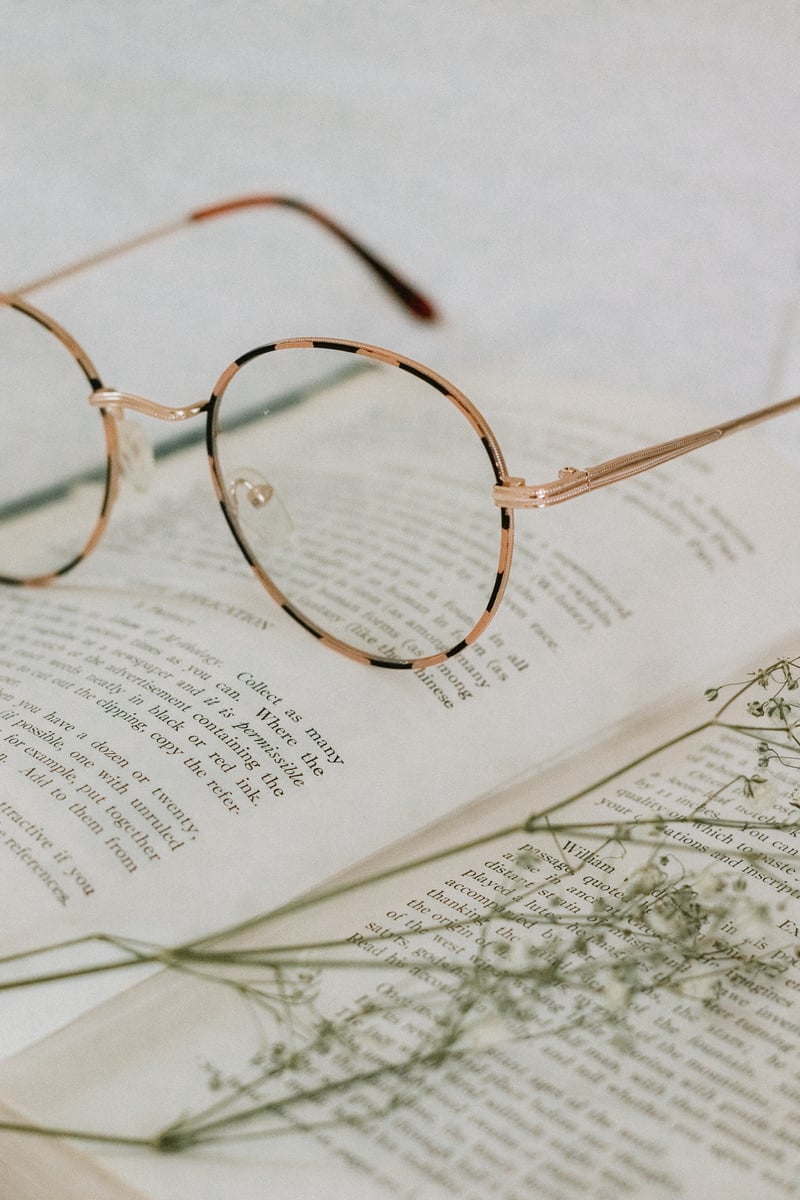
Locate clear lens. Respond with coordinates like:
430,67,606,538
212,343,505,665
0,303,109,580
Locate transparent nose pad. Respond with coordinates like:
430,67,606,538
116,418,155,493
227,468,293,554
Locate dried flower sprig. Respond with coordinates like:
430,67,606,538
1,654,800,1153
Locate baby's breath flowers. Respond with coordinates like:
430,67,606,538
2,655,800,1153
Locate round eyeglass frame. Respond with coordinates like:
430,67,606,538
0,295,120,587
1,297,516,670
207,339,515,670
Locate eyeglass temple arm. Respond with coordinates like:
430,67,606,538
12,195,438,321
494,391,800,509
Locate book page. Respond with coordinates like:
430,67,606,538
1,377,799,1051
3,647,799,1198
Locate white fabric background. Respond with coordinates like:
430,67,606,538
3,0,800,456
1,0,800,1151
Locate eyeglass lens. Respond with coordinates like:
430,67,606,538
211,345,505,665
0,303,109,583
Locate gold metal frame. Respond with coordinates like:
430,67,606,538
205,339,514,671
0,294,120,588
4,194,800,667
493,393,800,509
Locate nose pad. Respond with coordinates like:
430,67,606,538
227,468,293,553
116,418,155,493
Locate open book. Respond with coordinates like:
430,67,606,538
2,211,800,1195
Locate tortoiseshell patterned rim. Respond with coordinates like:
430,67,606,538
0,293,119,589
206,339,515,671
4,193,800,667
0,308,514,669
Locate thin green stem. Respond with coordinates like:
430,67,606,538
0,1120,157,1149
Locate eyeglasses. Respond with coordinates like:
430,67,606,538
3,194,799,670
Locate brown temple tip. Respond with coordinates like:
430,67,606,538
394,285,438,322
189,195,439,322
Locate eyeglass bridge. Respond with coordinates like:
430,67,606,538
89,389,210,423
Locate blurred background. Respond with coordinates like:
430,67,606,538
1,0,799,1067
2,0,800,455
